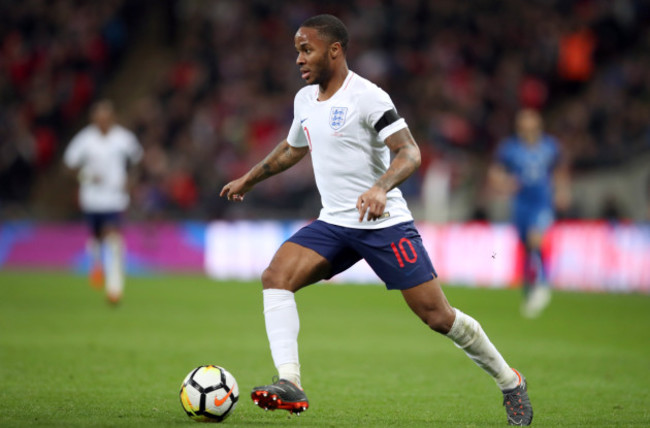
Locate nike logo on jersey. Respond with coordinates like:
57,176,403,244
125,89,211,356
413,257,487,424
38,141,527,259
300,117,308,124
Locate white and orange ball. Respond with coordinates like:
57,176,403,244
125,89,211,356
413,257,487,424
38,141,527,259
179,365,239,422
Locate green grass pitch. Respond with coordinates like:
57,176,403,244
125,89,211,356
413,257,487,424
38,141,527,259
1,270,649,427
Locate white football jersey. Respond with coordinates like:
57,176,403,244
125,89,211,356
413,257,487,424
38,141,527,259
287,71,413,229
63,124,142,212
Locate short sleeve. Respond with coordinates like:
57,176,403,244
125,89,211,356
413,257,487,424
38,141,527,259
547,136,561,168
63,131,85,169
495,140,512,169
126,131,143,164
287,116,308,148
360,85,407,141
287,92,309,148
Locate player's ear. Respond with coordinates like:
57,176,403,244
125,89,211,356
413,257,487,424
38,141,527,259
330,42,342,59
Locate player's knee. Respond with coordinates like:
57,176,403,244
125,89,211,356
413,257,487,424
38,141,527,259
261,266,277,289
261,266,289,290
526,231,544,249
421,307,455,334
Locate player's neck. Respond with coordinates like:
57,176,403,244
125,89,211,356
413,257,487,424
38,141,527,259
317,65,349,101
520,133,541,145
96,123,114,135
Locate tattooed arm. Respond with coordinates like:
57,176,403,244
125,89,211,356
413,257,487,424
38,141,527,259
356,127,421,221
220,140,309,201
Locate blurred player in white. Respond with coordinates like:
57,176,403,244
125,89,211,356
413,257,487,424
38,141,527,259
221,15,533,425
64,100,142,304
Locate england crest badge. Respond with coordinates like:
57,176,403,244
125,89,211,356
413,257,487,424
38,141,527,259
329,107,348,130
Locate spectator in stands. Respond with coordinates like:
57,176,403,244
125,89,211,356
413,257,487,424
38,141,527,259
0,0,137,217
140,0,647,220
2,1,649,221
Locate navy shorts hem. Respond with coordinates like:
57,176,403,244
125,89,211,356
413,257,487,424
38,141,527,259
286,220,437,290
385,270,437,290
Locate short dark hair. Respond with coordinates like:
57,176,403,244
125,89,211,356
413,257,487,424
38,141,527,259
300,14,349,52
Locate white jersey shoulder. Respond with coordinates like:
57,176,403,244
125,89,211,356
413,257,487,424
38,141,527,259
287,71,413,229
64,124,142,213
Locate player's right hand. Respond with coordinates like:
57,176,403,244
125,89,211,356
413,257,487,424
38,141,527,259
356,185,387,222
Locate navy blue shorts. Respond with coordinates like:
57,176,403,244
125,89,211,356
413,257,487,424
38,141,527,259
84,212,122,239
287,220,437,290
513,202,554,242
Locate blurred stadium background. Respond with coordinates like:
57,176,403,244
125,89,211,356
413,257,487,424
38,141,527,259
1,0,649,291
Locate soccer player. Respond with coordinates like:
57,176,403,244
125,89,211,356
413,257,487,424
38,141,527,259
221,15,533,425
63,100,142,304
488,109,571,318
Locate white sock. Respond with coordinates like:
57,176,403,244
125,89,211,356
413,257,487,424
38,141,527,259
104,234,124,299
263,289,301,386
446,308,519,391
87,238,102,268
278,363,301,387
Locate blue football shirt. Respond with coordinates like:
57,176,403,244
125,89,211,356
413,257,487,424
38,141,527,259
496,134,560,208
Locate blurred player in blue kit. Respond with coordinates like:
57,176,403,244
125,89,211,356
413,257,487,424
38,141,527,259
489,109,571,318
221,15,533,425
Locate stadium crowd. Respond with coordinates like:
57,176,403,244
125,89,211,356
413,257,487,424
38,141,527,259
0,0,143,213
1,0,649,220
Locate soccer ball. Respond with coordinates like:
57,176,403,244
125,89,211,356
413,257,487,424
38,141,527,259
179,365,239,422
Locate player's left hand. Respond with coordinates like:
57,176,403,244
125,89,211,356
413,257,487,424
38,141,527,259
357,186,387,222
220,176,251,202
